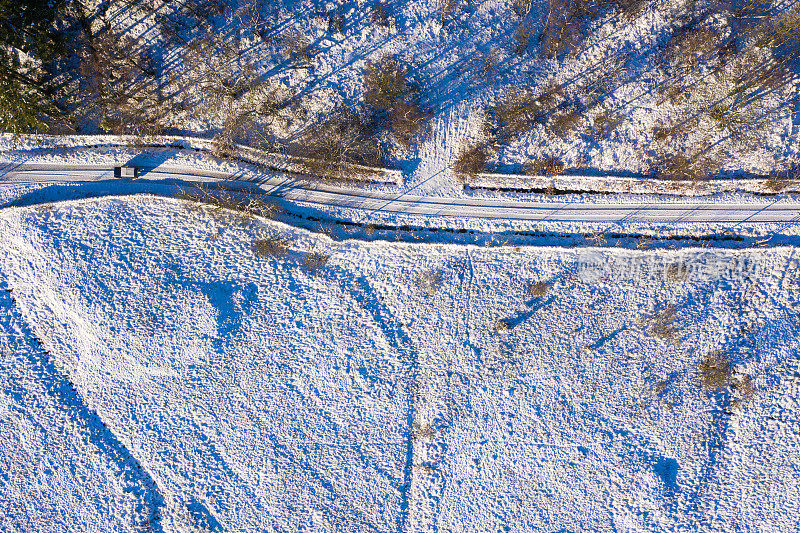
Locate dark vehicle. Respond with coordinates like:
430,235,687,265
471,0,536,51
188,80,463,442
115,166,139,179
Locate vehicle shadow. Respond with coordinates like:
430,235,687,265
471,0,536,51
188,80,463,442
121,150,180,178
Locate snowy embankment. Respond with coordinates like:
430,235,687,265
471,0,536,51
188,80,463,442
0,193,799,531
467,172,800,196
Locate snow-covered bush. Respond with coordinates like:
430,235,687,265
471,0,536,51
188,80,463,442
453,144,490,179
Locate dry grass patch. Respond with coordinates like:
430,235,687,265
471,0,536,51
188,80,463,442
648,303,679,342
528,281,549,297
252,234,290,257
302,252,330,271
698,351,732,391
525,156,565,177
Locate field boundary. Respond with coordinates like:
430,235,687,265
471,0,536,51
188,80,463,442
467,172,800,196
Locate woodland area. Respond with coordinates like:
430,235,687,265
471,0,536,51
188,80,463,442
1,0,799,180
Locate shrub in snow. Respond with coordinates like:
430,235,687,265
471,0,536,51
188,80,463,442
512,0,533,17
453,144,490,179
252,235,289,257
371,2,390,27
525,156,565,177
494,91,544,140
528,282,549,298
648,303,679,342
512,21,535,56
416,270,443,295
548,108,583,140
591,110,624,141
539,0,603,59
300,107,385,173
654,153,719,182
363,55,431,149
494,319,510,333
302,252,329,271
698,351,732,391
279,30,315,65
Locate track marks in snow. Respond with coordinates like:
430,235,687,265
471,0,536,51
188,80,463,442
336,271,419,533
0,274,166,532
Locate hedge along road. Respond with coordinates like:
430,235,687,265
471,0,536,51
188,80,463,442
2,164,800,224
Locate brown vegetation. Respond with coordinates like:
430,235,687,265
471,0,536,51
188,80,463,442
649,303,679,342
549,108,583,139
299,107,384,177
525,156,565,176
363,55,430,148
302,252,330,271
453,144,489,179
252,235,290,257
528,281,549,297
698,351,732,391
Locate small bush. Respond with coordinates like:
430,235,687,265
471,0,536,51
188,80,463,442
665,262,689,282
363,55,414,111
698,351,732,391
613,0,646,18
413,424,436,440
440,0,463,25
372,2,390,26
177,187,279,222
535,80,566,113
660,24,721,70
539,0,601,59
512,21,534,55
300,107,384,172
363,55,430,147
302,252,329,270
512,0,532,17
453,144,489,179
477,49,499,82
495,91,542,139
652,122,683,143
390,99,432,149
731,373,755,400
591,111,623,141
525,156,565,176
529,281,549,297
649,303,679,342
327,12,345,33
252,235,289,257
549,108,583,139
654,153,718,182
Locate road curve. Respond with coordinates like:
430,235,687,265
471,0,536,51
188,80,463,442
3,164,800,225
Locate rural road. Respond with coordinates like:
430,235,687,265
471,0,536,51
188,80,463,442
3,164,800,225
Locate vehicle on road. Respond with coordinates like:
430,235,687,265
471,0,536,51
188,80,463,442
115,166,139,179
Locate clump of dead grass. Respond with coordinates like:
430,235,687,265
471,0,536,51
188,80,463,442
698,351,732,391
176,186,279,223
252,234,290,257
302,252,330,271
648,303,679,342
525,156,565,177
528,281,549,297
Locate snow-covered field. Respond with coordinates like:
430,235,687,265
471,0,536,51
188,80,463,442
1,191,799,531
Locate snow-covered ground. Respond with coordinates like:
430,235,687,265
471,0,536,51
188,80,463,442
1,190,799,531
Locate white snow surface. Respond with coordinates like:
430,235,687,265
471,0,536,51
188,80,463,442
0,193,799,531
